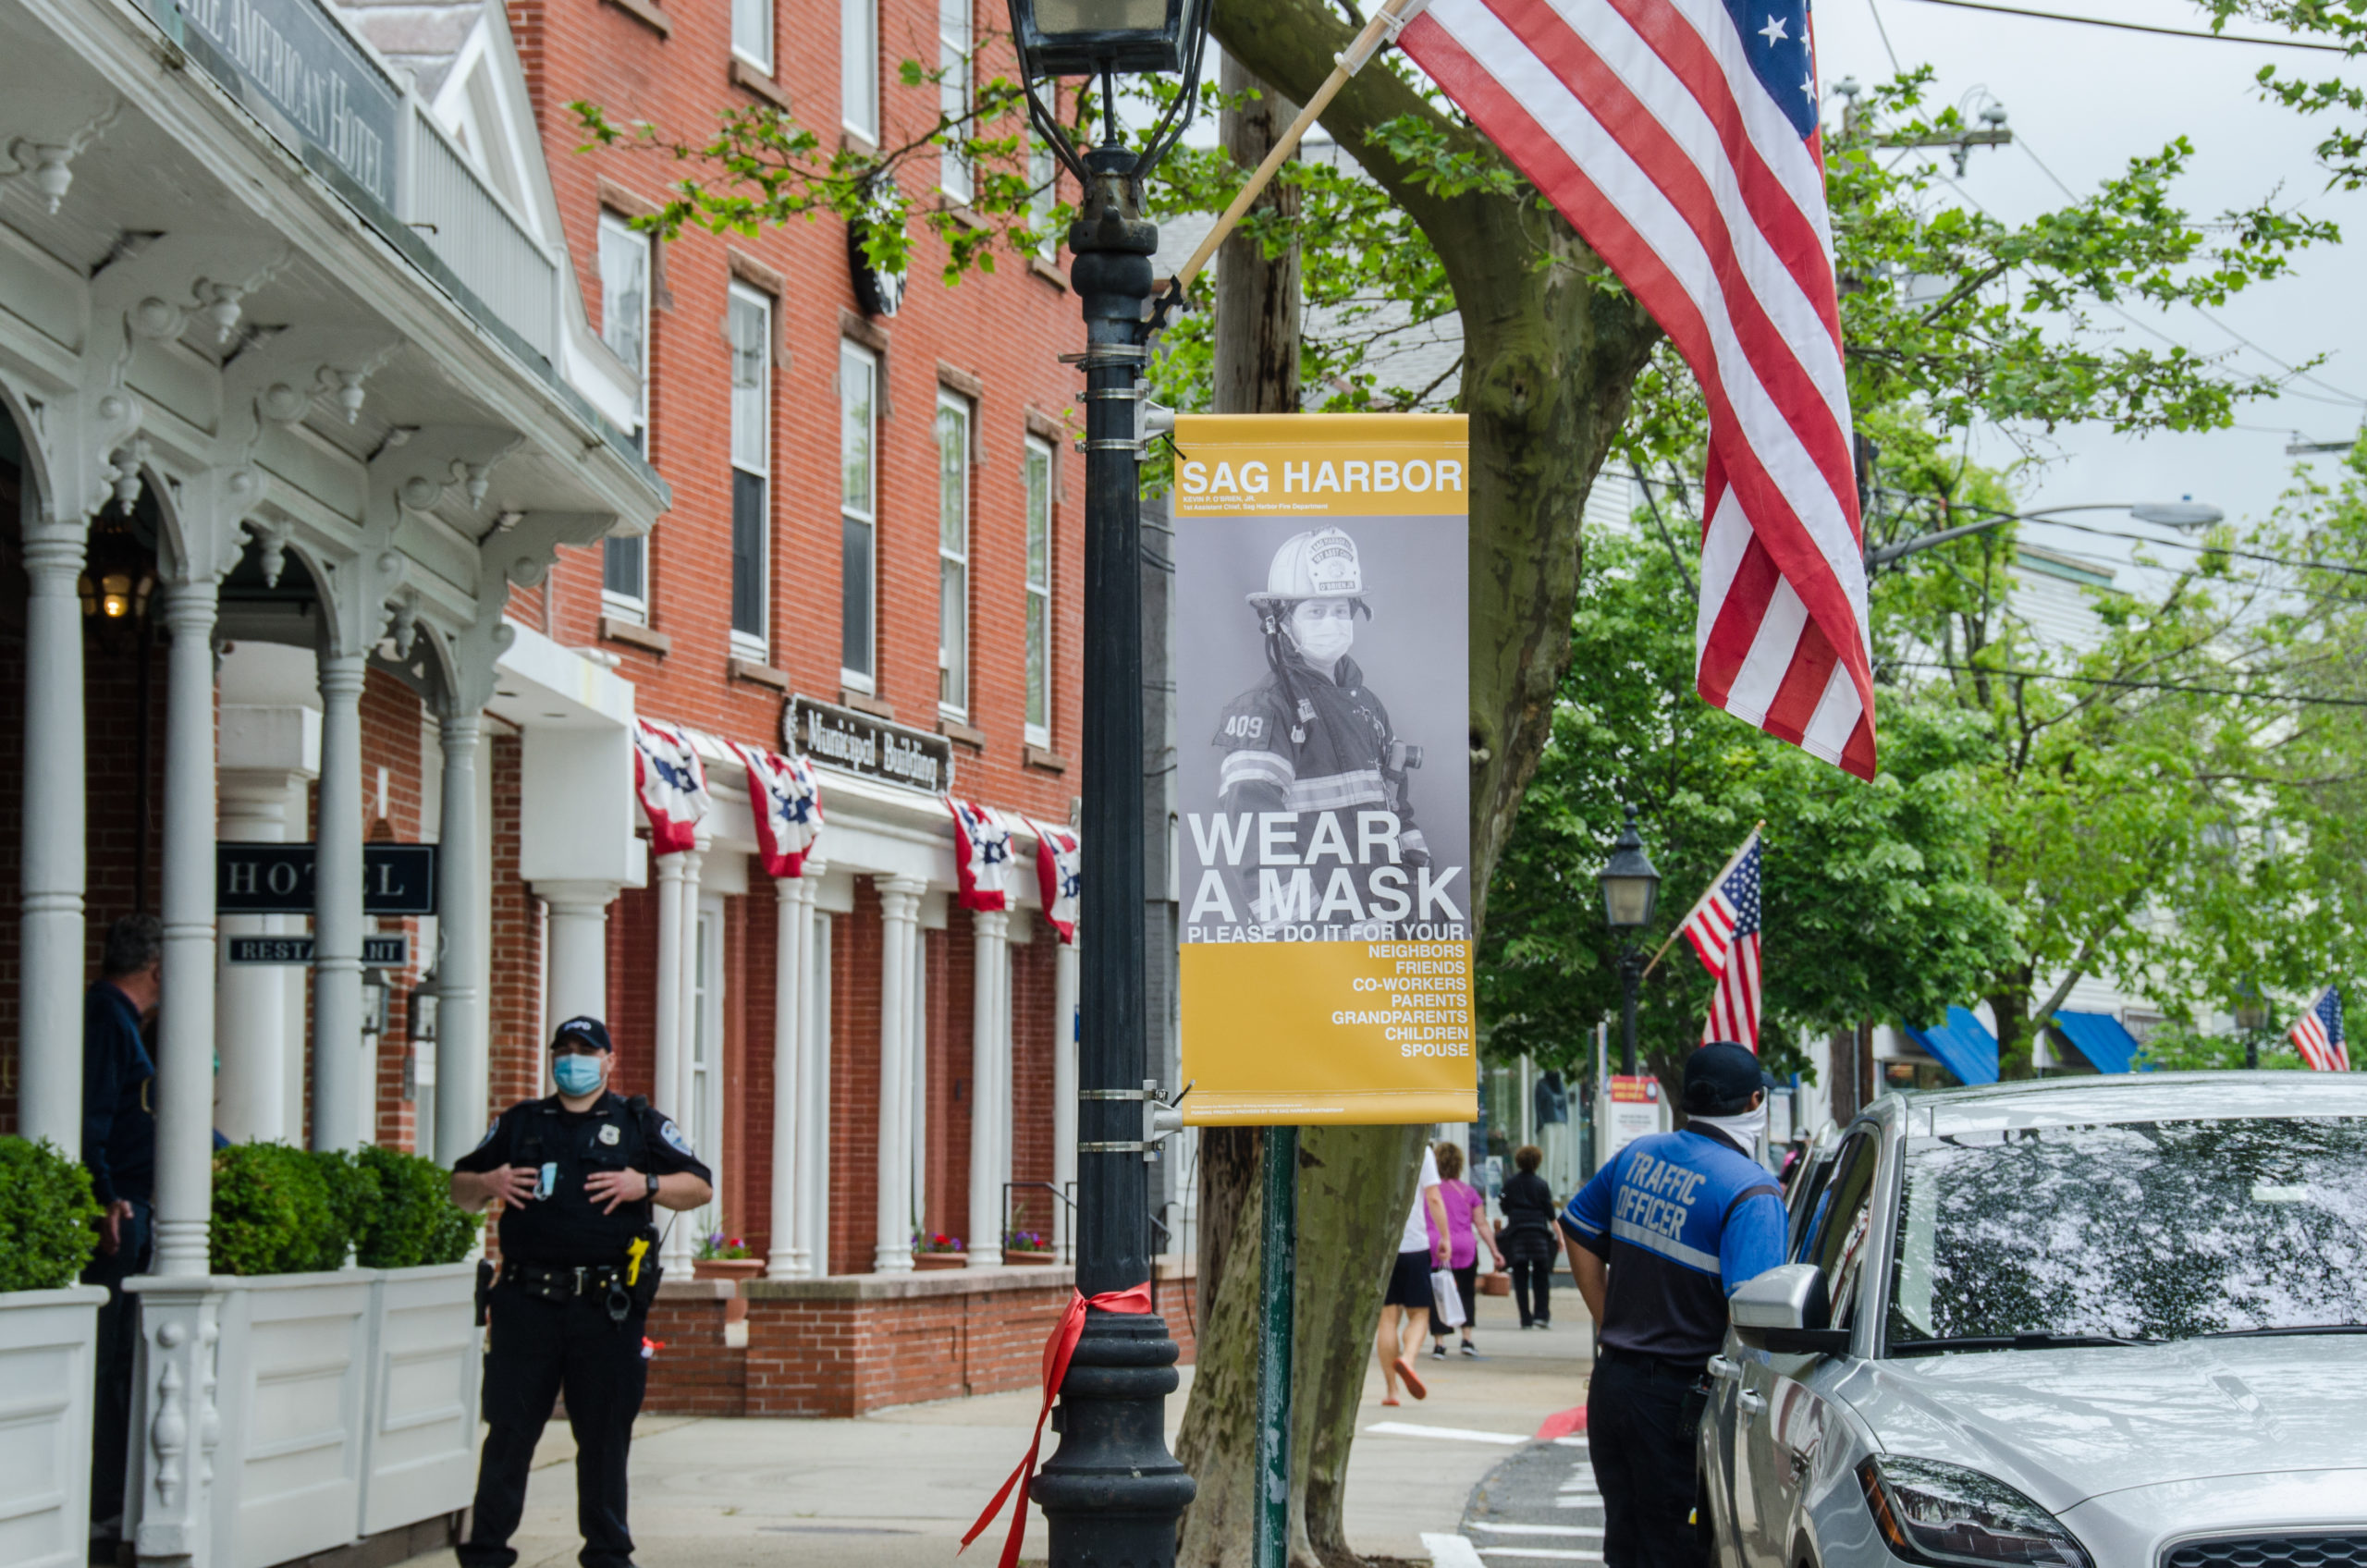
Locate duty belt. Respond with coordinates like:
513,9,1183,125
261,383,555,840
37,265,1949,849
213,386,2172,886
502,1260,627,1301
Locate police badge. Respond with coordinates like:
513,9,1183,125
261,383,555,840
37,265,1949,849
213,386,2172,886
597,1123,621,1145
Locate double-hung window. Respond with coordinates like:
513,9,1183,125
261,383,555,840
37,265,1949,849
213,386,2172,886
732,0,774,72
843,0,878,141
728,283,771,660
937,392,972,716
938,0,973,202
1024,435,1053,747
1027,140,1058,261
597,212,652,616
840,342,878,689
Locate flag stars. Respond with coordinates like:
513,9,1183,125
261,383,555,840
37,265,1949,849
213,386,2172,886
1760,14,1787,44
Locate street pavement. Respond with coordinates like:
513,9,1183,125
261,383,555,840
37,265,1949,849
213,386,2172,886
396,1286,1594,1567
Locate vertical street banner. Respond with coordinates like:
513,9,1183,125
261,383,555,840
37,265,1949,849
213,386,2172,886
1172,413,1478,1125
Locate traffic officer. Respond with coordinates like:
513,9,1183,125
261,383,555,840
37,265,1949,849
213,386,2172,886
449,1016,712,1568
1212,527,1429,925
1561,1042,1786,1568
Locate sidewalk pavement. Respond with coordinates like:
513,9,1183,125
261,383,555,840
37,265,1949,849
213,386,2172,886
399,1288,1592,1567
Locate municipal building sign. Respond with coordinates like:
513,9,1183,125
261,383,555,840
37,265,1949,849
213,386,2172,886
784,696,951,795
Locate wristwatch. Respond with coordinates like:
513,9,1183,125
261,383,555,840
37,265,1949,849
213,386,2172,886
645,1172,659,1200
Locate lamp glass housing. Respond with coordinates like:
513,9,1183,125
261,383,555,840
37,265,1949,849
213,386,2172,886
1012,0,1198,78
1600,871,1658,930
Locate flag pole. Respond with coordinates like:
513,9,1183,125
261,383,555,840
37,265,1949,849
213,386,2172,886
1638,820,1763,984
1165,0,1432,299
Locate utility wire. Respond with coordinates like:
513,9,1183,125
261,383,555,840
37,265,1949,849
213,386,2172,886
1899,0,2354,53
1872,487,2367,579
1892,658,2367,706
1865,0,1906,73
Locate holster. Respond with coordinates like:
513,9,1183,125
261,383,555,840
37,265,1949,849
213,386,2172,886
474,1258,496,1327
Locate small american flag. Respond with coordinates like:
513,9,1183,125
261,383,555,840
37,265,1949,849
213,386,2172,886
2289,984,2349,1072
1398,0,1874,778
1679,827,1763,1050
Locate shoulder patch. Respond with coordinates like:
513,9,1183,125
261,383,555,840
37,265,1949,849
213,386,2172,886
1215,686,1291,749
472,1117,499,1153
658,1119,697,1158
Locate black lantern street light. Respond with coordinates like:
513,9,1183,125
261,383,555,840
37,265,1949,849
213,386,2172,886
1001,0,1211,1558
1598,805,1662,1075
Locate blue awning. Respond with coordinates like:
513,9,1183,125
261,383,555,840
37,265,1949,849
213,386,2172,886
2051,1010,2146,1074
1906,1005,2001,1085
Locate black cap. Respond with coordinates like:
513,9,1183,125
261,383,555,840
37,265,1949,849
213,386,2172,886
1684,1041,1762,1115
552,1016,614,1054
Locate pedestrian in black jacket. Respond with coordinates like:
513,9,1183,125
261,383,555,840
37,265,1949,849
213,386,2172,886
83,913,161,1537
1497,1145,1559,1329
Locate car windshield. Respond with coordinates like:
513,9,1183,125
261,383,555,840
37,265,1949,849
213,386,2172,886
1886,1116,2367,1346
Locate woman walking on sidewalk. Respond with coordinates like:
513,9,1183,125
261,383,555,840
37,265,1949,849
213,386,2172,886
1428,1142,1504,1357
1498,1145,1558,1329
1378,1142,1450,1405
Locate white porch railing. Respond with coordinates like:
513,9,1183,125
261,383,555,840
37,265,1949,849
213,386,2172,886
404,109,561,362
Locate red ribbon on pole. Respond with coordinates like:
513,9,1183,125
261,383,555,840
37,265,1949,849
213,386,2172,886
960,1281,1155,1568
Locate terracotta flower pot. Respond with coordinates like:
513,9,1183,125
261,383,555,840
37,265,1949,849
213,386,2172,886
914,1252,967,1270
1003,1249,1057,1266
693,1257,766,1283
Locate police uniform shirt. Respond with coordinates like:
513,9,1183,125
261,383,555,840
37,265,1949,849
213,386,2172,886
455,1092,713,1267
1560,1125,1786,1365
1214,653,1429,861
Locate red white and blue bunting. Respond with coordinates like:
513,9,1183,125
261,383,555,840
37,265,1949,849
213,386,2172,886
632,719,709,855
1026,818,1080,944
948,797,1015,913
733,742,823,879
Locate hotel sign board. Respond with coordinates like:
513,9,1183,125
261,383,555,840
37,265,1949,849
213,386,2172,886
171,0,402,208
784,696,953,796
216,843,438,916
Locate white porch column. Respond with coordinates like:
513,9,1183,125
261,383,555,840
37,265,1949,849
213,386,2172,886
154,579,219,1277
1052,937,1079,1261
215,763,309,1144
657,844,705,1272
797,871,832,1277
16,503,86,1152
651,850,690,1266
967,910,1011,1266
311,651,368,1150
875,876,925,1272
432,713,490,1166
538,880,620,1025
766,874,808,1277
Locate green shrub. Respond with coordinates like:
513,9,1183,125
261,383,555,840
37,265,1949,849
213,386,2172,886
0,1137,102,1292
350,1145,481,1268
211,1143,347,1276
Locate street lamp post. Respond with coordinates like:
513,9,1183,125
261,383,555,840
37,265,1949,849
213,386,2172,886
1000,0,1209,1558
1597,805,1661,1076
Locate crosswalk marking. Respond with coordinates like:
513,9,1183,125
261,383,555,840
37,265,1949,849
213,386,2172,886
1467,1524,1605,1537
1554,1497,1605,1509
1476,1550,1603,1562
1367,1422,1532,1446
1422,1531,1489,1568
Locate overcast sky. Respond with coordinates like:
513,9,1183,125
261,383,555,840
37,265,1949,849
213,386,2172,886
1811,0,2367,572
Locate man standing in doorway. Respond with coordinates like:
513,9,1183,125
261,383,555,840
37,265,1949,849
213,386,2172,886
83,913,162,1540
450,1017,712,1568
1561,1042,1786,1568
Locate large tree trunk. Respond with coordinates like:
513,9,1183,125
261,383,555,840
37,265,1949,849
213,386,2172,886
1177,6,1662,1560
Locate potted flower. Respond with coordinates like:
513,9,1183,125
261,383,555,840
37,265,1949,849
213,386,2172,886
1002,1229,1056,1266
0,1136,106,1567
692,1231,765,1285
912,1231,967,1270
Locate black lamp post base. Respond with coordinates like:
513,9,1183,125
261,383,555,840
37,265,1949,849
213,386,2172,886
1035,1308,1196,1565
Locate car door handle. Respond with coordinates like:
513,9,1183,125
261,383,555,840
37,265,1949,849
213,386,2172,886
1788,1448,1812,1478
1737,1390,1766,1415
1708,1355,1739,1380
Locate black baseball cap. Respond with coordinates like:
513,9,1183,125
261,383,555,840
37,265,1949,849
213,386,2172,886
1684,1041,1762,1115
552,1016,614,1054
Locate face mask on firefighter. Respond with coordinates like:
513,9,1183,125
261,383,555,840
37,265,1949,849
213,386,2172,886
1287,599,1355,667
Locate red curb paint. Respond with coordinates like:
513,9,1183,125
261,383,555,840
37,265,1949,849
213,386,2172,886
1535,1406,1588,1440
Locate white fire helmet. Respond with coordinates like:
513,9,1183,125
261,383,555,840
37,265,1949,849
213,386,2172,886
1248,528,1367,606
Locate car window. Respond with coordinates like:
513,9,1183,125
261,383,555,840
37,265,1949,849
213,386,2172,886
1787,1146,1838,1260
1886,1115,2367,1346
1804,1133,1881,1329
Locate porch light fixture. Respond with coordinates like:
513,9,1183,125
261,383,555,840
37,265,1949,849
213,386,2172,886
79,515,155,636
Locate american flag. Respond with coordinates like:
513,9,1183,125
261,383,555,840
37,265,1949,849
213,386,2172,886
1398,0,1875,779
2289,984,2349,1072
1679,828,1762,1049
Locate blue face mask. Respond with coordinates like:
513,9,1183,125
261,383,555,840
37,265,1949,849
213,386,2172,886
552,1053,607,1096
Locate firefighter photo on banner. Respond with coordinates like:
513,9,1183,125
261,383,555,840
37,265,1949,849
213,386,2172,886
1172,413,1477,1126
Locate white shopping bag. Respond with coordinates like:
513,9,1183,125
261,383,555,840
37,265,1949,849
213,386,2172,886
1429,1266,1466,1329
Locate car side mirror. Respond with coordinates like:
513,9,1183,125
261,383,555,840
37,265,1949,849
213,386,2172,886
1731,1263,1850,1355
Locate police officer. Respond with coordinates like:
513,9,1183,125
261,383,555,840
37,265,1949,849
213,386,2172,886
449,1017,712,1568
1561,1042,1786,1568
1213,527,1428,925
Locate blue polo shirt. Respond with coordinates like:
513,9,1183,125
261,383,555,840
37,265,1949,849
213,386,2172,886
1561,1127,1786,1365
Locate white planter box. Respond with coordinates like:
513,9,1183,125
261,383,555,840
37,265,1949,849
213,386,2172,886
359,1263,481,1536
0,1285,108,1568
128,1265,482,1568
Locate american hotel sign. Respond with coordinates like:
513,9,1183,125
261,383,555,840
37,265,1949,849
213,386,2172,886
171,0,400,207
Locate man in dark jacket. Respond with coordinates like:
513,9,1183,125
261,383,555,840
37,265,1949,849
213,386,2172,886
83,913,162,1536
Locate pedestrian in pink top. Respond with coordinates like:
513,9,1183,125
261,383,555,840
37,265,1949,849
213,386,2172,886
1427,1142,1505,1357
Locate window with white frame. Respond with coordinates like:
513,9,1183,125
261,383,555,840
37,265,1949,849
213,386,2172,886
732,0,774,72
840,341,878,688
937,391,972,716
1027,140,1058,261
938,0,973,202
842,0,878,141
1024,435,1053,747
729,283,771,658
597,211,652,614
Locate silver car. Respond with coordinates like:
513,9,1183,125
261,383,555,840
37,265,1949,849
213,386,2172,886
1700,1072,2367,1568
